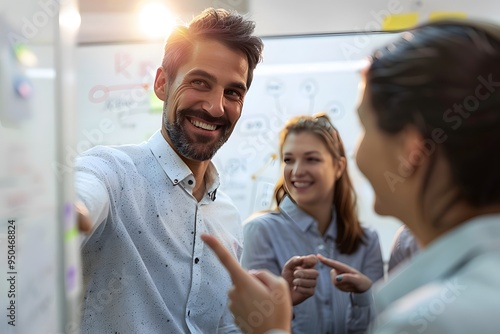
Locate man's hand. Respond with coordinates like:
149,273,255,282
317,254,372,293
282,255,318,305
75,201,92,234
201,234,292,334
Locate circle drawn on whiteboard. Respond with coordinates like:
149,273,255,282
324,101,345,120
239,116,266,135
300,79,318,97
266,79,285,97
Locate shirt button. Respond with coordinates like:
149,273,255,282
188,180,193,185
194,257,199,264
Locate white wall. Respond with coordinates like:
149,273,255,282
5,0,499,44
250,0,500,36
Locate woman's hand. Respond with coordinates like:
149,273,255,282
317,254,372,293
282,255,319,305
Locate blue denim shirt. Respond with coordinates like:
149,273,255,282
242,195,384,334
373,214,500,334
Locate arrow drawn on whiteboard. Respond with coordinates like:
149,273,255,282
300,79,318,114
88,83,149,103
251,153,278,180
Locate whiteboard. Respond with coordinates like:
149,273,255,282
214,33,404,260
76,32,405,260
1,39,81,334
76,43,164,147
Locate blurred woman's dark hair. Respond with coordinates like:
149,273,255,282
366,19,500,223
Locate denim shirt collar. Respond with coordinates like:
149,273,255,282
279,195,337,239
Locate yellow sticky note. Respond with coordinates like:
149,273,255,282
429,12,467,21
382,13,419,31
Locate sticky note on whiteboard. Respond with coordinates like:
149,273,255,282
429,12,467,21
382,13,419,31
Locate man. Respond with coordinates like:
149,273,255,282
76,8,263,333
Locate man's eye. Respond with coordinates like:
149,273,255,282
192,80,207,87
226,89,242,99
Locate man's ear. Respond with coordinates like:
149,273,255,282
154,67,167,101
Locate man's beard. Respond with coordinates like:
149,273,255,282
163,107,231,161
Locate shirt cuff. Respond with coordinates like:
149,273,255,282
76,172,110,244
350,287,373,307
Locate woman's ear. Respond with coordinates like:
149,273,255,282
336,156,347,180
154,67,168,101
400,125,428,176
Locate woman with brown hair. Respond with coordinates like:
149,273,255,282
241,113,384,334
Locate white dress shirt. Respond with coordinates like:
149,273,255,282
75,130,242,333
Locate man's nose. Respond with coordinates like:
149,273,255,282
201,90,224,117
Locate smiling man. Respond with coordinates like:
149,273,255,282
75,8,263,333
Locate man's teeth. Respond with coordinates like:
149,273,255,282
191,120,217,131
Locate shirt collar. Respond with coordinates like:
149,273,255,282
279,195,338,238
145,130,220,199
374,213,500,312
